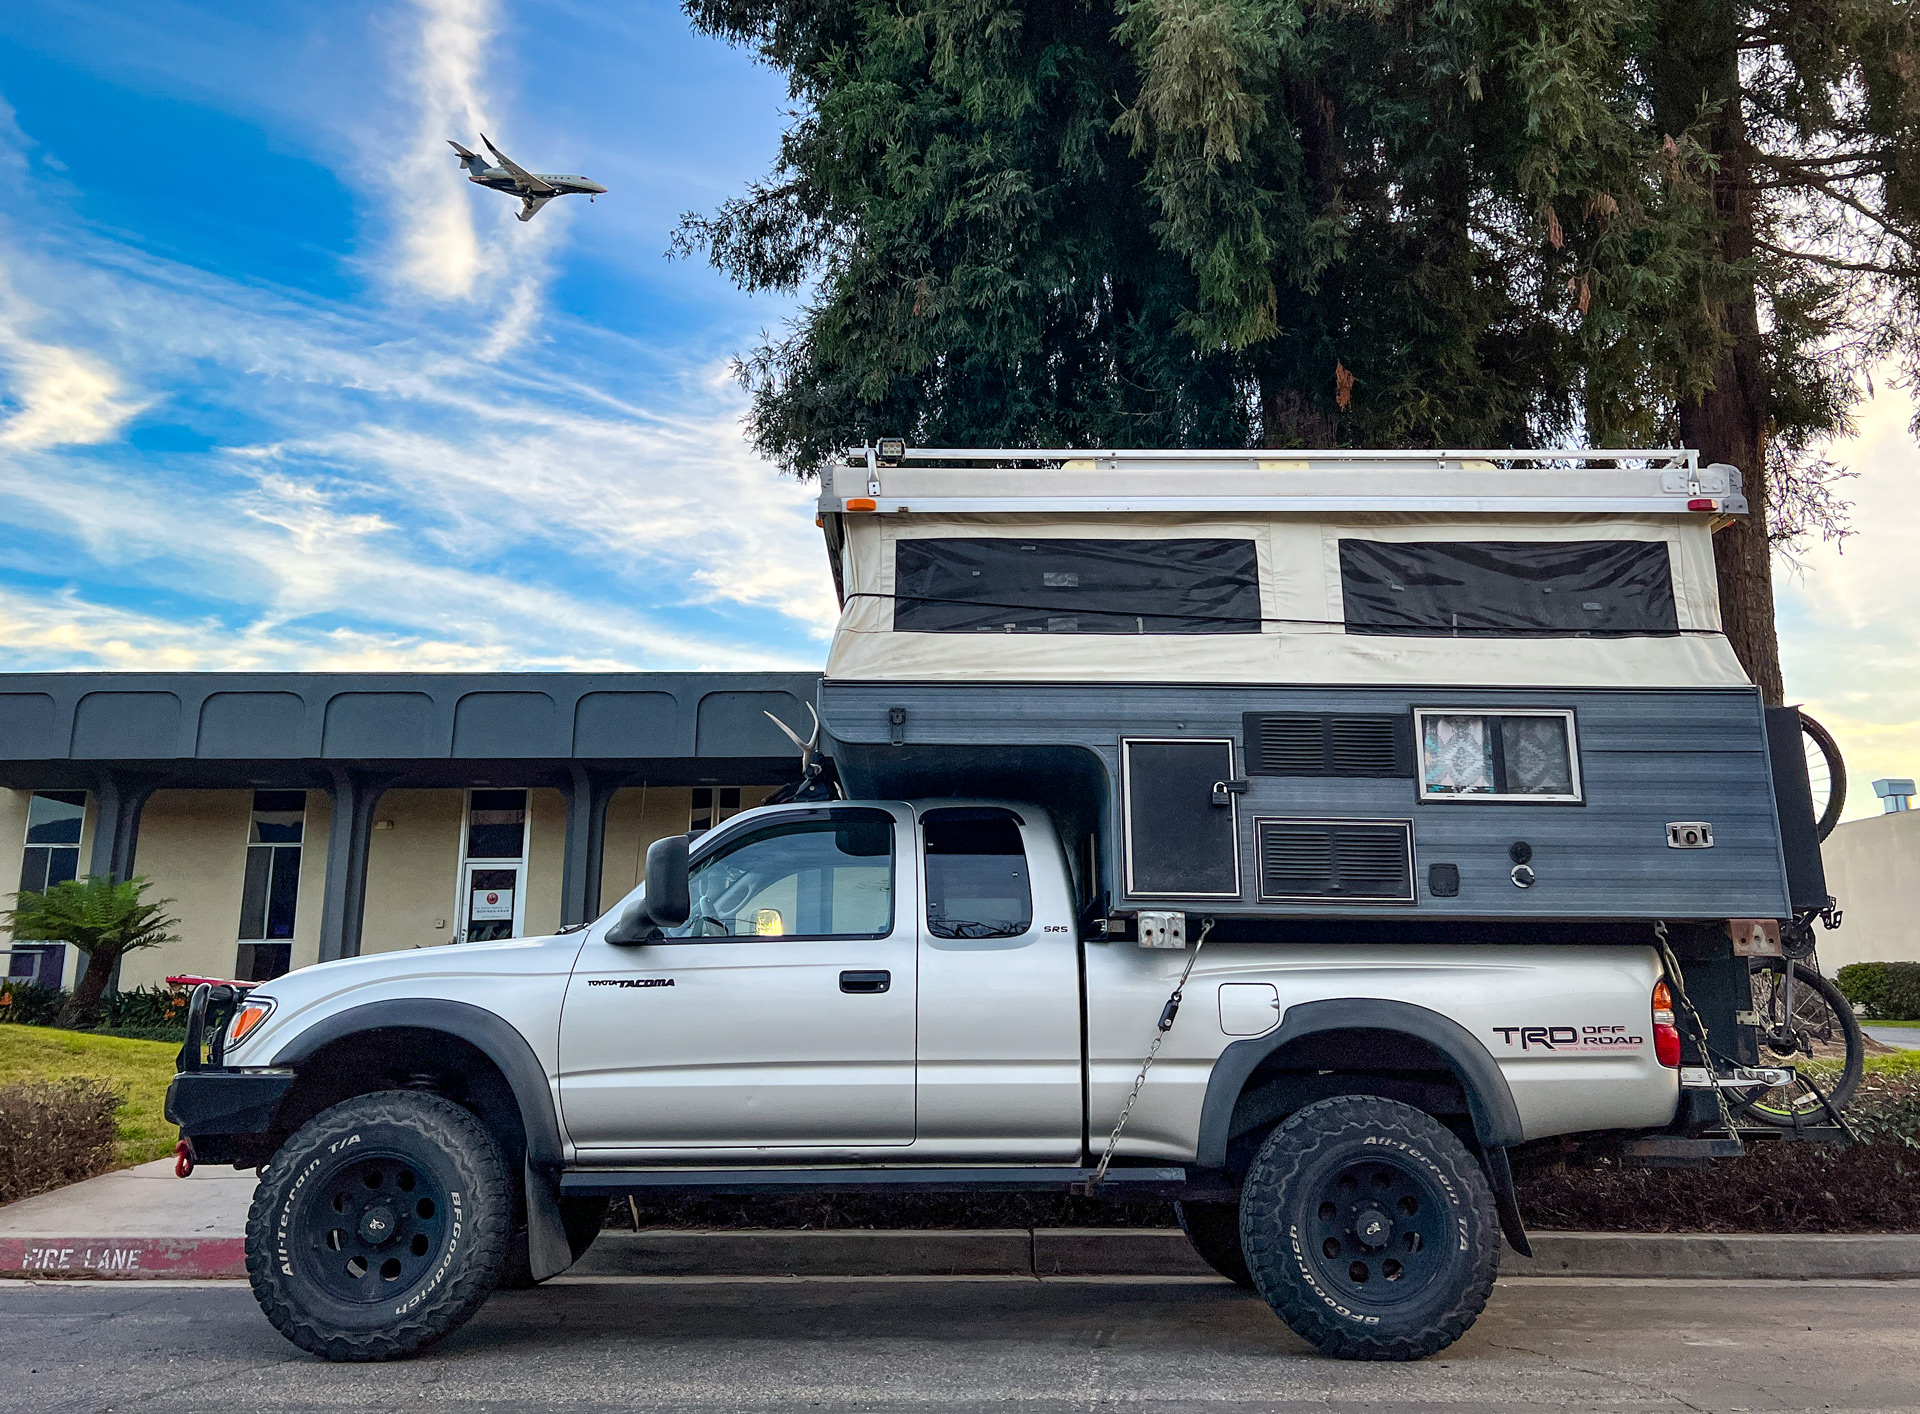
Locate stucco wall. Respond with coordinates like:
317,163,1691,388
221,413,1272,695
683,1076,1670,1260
360,789,466,955
118,790,254,989
524,787,566,937
1818,810,1920,971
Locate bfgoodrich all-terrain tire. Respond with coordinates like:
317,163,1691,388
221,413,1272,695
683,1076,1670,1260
1240,1095,1500,1361
1175,1200,1255,1288
246,1091,512,1361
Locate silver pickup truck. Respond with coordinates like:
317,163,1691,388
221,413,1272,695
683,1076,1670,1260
168,798,1697,1364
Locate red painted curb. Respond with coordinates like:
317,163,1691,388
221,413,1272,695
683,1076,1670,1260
0,1237,246,1279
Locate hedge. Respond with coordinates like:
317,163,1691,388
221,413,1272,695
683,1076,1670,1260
0,1078,121,1204
1835,962,1920,1021
0,981,189,1040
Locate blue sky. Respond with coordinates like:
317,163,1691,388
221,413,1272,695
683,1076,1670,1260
0,0,1916,818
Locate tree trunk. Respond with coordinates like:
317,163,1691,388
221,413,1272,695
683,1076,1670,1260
1649,0,1783,703
64,947,116,1026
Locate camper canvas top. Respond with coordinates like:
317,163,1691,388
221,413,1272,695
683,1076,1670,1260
818,445,1753,691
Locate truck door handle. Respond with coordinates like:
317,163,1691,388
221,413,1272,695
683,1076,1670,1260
839,970,891,993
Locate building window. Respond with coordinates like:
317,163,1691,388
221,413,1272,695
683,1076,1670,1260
1415,711,1582,803
689,786,742,834
466,789,528,859
19,791,86,894
237,790,305,981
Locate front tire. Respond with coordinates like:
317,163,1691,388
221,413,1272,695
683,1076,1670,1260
246,1091,512,1361
1239,1095,1500,1361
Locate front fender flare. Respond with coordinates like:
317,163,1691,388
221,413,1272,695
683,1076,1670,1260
268,998,564,1169
1194,997,1524,1168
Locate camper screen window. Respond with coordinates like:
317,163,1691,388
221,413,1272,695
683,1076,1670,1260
1338,540,1678,636
892,538,1261,634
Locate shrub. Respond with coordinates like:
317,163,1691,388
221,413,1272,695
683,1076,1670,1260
0,980,66,1027
0,1078,122,1204
102,985,192,1032
1835,962,1920,1020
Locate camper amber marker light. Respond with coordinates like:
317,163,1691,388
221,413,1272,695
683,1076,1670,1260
846,497,878,511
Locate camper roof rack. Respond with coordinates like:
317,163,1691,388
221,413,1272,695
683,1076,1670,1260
822,445,1747,517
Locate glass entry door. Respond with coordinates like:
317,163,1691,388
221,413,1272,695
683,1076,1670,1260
460,863,522,942
458,790,526,942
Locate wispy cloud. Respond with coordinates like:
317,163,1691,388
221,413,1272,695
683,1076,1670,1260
390,0,498,301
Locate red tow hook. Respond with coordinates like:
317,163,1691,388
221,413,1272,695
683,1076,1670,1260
174,1138,196,1179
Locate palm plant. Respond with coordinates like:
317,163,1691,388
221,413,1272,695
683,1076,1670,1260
5,876,180,1025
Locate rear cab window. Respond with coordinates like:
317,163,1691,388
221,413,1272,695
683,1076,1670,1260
922,808,1033,938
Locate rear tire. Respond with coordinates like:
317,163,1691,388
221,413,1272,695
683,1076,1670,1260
246,1091,512,1361
1175,1200,1254,1288
1239,1095,1500,1361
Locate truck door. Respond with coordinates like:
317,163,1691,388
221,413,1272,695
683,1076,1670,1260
558,805,917,1155
913,806,1083,1161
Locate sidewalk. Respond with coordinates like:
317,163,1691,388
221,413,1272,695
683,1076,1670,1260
5,1161,1919,1281
0,1157,251,1278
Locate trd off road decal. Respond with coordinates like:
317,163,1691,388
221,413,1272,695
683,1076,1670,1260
1489,1025,1644,1052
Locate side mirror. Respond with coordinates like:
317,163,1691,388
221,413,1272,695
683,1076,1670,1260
605,835,692,944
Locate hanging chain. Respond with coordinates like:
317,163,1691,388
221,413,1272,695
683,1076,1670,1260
1085,917,1213,1191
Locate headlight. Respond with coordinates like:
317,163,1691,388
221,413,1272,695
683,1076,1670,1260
228,996,276,1048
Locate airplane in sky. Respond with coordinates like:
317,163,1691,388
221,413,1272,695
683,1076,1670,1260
447,135,607,221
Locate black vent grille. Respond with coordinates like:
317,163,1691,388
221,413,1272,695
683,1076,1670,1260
1258,820,1414,902
1244,713,1410,778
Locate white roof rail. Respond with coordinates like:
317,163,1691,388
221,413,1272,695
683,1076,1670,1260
820,445,1744,517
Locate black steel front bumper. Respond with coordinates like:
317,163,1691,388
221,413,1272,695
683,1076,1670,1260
167,981,295,1165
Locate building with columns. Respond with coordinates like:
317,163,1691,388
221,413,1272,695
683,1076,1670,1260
0,672,818,990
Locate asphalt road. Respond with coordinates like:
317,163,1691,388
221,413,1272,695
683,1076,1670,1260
4,1274,1916,1413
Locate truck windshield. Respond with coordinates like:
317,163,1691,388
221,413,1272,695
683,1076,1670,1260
922,809,1032,939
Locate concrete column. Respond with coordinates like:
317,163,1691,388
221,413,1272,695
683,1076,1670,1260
560,765,620,927
318,767,394,962
88,771,158,883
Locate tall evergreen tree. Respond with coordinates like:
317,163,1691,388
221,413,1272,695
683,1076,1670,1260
679,0,1920,700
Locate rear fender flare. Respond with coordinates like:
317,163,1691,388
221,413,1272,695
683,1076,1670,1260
1194,997,1524,1167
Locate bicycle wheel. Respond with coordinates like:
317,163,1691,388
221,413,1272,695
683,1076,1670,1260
1731,959,1863,1125
1799,712,1846,842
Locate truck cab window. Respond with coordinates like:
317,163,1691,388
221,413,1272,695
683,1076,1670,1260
662,812,893,940
923,809,1032,939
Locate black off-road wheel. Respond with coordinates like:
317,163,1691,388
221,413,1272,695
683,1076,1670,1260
1175,1200,1254,1288
246,1091,512,1361
1240,1095,1500,1361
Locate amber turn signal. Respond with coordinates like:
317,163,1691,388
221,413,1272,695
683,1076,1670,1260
228,1000,274,1046
846,497,878,511
1651,979,1682,1068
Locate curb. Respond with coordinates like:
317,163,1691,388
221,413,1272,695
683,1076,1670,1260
6,1229,1919,1283
0,1237,247,1280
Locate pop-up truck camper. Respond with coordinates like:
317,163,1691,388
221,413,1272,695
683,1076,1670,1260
169,446,1852,1363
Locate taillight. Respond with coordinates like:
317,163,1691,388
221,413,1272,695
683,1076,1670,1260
1652,979,1682,1068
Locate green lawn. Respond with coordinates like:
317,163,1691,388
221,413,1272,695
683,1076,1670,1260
0,1027,180,1167
1864,1047,1920,1078
1862,1017,1920,1028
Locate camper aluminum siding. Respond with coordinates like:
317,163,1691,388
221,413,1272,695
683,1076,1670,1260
821,681,1790,922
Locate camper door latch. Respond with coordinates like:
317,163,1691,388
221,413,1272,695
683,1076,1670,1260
1211,778,1249,806
888,706,907,746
